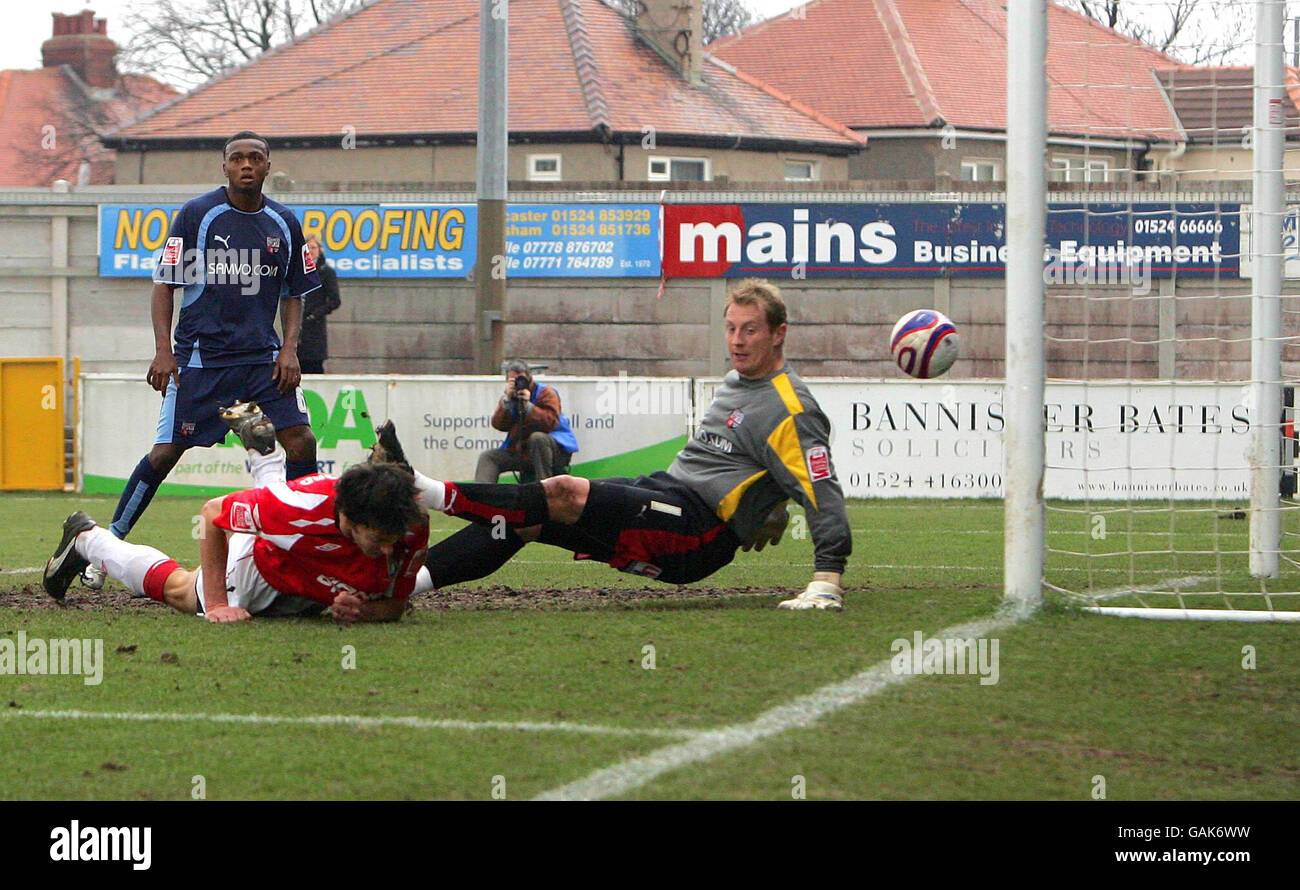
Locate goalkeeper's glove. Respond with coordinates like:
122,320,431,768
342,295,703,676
777,579,844,611
742,503,790,552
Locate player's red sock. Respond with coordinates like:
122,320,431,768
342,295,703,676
142,559,183,602
442,481,549,527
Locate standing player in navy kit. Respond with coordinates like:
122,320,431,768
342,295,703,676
84,131,322,590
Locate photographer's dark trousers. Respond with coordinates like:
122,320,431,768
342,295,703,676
475,432,571,483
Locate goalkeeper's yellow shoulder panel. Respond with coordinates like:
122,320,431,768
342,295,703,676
766,415,817,510
771,372,804,417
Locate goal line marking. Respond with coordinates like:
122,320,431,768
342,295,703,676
533,610,1024,801
0,708,703,740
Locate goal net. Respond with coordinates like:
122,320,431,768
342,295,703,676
1008,0,1300,621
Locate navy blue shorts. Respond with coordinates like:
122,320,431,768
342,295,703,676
536,472,740,584
154,364,309,449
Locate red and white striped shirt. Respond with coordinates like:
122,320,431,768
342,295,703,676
214,474,428,604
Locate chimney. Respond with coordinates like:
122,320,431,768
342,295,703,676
41,10,117,89
636,0,704,86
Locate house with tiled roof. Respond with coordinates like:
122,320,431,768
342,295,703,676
102,0,865,188
0,10,177,187
1151,66,1300,182
711,0,1187,186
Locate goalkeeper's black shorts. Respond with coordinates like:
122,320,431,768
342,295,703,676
537,471,740,584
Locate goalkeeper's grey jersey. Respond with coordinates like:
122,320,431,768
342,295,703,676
667,365,851,574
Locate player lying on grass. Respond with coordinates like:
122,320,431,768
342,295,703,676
388,278,853,610
43,404,429,624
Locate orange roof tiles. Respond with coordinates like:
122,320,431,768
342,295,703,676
112,0,862,150
1159,66,1300,144
712,0,1185,142
0,67,176,187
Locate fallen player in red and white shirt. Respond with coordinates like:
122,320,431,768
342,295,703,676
43,403,428,624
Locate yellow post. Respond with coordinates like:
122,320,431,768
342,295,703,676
0,357,66,490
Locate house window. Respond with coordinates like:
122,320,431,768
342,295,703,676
960,159,1000,182
784,159,818,181
648,156,710,182
528,154,561,182
1050,155,1110,183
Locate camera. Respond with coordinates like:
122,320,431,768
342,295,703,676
514,375,529,393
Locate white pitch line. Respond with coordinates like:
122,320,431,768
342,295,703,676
1084,574,1209,602
1,567,42,576
534,611,1024,801
0,708,703,740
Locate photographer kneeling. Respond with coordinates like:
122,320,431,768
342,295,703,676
475,360,578,483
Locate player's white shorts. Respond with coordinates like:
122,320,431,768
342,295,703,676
193,532,279,615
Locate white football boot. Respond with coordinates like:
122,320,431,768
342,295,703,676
81,563,106,590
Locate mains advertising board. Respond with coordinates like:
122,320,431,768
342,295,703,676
99,201,1241,280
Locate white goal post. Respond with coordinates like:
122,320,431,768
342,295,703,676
1004,0,1300,622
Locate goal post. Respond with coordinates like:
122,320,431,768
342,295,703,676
1003,0,1048,618
1249,0,1285,580
1005,0,1300,622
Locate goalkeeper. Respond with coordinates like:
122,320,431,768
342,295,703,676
404,279,852,610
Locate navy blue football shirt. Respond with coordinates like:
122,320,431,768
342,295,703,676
153,187,322,368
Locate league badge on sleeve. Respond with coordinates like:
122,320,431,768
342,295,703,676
229,502,258,533
160,237,183,266
302,243,316,273
807,446,832,482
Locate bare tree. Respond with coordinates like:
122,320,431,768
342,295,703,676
700,0,757,43
9,64,176,187
117,0,363,90
611,0,757,44
1060,0,1252,66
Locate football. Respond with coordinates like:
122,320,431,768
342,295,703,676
890,309,959,378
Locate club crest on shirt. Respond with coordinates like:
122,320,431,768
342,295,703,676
807,446,832,482
265,236,280,254
726,409,745,428
302,243,317,273
180,421,196,436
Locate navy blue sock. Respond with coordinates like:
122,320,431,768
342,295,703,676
286,459,318,480
110,456,168,538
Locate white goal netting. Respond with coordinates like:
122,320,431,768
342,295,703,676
1018,0,1300,620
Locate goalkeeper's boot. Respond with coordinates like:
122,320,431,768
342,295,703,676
777,581,845,611
368,420,412,473
80,563,106,590
44,511,96,601
220,401,276,456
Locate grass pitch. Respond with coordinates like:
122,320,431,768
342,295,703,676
0,492,1296,800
